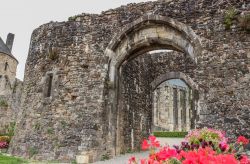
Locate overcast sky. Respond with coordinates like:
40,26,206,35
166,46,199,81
0,0,153,80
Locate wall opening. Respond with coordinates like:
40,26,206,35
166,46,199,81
152,79,194,132
105,15,201,156
45,74,53,97
4,62,8,71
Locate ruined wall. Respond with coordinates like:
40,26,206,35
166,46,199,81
10,0,250,163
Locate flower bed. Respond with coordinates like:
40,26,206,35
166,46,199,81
0,136,10,150
129,128,250,164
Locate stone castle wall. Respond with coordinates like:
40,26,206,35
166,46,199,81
9,0,250,163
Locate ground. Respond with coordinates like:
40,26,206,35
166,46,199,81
94,138,183,164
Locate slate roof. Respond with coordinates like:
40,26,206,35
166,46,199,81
0,37,18,62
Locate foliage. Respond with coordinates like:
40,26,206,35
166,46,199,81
0,153,27,164
33,122,41,131
153,132,187,138
48,47,59,61
0,99,8,108
47,128,54,135
7,122,16,137
185,127,226,145
68,15,77,21
28,147,38,158
130,128,250,164
224,7,237,30
101,154,110,161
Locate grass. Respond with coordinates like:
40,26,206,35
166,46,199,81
0,153,27,164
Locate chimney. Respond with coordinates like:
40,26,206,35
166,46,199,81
6,33,15,52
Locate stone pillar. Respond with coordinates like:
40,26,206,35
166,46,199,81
173,87,178,131
168,86,174,131
187,89,192,131
177,88,182,131
181,89,187,131
153,90,158,127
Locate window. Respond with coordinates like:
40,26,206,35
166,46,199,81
4,62,8,71
46,74,53,97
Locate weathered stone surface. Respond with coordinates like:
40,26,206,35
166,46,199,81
8,0,250,163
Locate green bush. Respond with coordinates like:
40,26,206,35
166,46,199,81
153,131,188,138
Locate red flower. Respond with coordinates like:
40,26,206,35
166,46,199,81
129,156,136,164
156,147,178,161
149,136,156,142
140,159,147,164
240,155,250,164
148,136,160,148
237,136,249,145
142,139,150,150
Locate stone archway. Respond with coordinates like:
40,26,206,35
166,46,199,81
151,72,199,91
105,14,202,155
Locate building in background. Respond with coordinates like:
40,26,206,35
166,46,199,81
0,33,22,134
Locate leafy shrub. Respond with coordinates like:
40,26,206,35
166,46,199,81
153,131,188,138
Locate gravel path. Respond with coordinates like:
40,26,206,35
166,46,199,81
94,138,183,164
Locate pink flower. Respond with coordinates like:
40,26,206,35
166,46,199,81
219,141,229,151
0,141,8,149
237,136,249,145
142,139,150,150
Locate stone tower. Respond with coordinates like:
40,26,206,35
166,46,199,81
0,33,18,95
0,33,22,134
